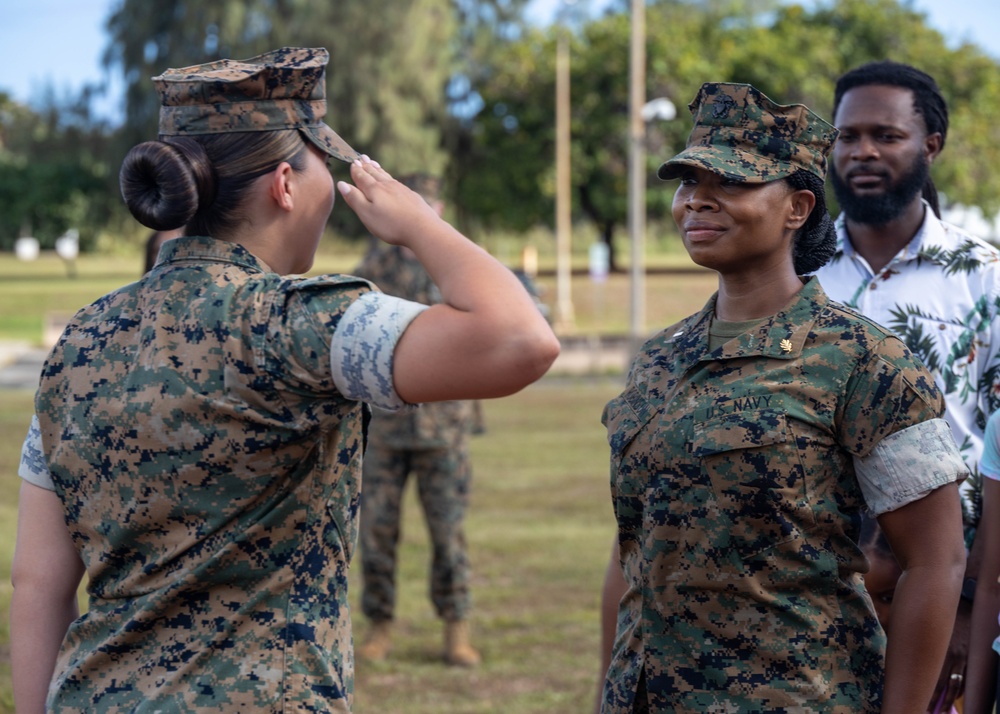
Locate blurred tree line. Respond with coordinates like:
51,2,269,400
1,0,998,265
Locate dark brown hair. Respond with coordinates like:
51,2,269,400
120,130,309,240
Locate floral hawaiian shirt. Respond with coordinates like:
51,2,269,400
815,203,1000,531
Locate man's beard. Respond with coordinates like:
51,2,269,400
831,153,930,226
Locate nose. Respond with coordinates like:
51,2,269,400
847,135,879,161
681,182,718,211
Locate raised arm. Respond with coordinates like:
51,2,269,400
10,481,85,714
878,482,966,714
337,157,560,404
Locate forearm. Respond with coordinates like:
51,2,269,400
392,220,560,401
966,513,1000,714
11,481,87,713
881,563,963,713
967,582,1000,713
405,216,555,336
10,584,79,713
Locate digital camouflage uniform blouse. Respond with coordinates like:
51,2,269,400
23,236,424,713
601,277,966,714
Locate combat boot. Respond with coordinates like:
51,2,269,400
358,620,392,662
444,619,481,667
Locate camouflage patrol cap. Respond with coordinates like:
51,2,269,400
154,47,359,163
658,82,837,183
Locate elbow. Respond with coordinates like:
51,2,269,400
515,328,561,384
486,328,560,396
950,547,968,583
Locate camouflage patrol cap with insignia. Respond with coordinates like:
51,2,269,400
154,47,359,163
658,82,838,184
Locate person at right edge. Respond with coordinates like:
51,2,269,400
814,60,1000,713
599,82,967,713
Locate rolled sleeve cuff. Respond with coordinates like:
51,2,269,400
855,418,968,515
19,414,55,491
329,291,429,411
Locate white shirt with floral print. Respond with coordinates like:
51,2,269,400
815,202,1000,529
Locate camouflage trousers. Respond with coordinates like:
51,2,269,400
359,441,472,622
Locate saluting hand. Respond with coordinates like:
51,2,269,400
337,156,442,246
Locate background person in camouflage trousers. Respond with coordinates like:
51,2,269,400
353,174,481,667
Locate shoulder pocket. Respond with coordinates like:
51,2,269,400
603,385,656,458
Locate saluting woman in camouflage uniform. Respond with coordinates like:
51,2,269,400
10,48,559,713
599,83,967,713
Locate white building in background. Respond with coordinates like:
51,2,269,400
942,200,1000,245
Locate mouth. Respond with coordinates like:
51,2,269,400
846,170,888,191
683,222,726,241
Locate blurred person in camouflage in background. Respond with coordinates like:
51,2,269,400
9,47,559,713
352,174,481,667
598,82,967,713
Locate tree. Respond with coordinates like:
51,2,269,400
454,0,1000,268
104,0,457,235
0,90,118,251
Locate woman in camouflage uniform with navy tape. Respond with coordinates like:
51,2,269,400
599,83,967,713
10,48,559,713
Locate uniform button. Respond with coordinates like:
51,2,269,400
869,282,877,290
939,324,947,330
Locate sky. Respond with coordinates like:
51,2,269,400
1,0,999,124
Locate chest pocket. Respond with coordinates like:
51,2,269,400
693,409,815,560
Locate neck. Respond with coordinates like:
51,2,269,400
844,200,927,274
715,267,803,321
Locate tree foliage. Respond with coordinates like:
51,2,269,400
455,0,1000,267
0,91,117,251
104,0,458,235
2,0,999,255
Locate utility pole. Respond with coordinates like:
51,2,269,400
554,5,575,332
627,0,646,351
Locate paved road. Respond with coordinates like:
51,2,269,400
0,337,632,391
0,342,47,391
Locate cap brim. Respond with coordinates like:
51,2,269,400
302,123,360,164
657,145,793,184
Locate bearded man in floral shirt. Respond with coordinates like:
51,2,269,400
815,60,1000,712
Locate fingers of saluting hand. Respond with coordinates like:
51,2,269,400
337,155,390,202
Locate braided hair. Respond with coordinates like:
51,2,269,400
787,170,837,275
833,61,949,218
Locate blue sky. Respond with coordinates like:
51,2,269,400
1,0,998,123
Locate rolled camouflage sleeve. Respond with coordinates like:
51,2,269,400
330,291,428,410
18,414,55,491
837,335,944,458
854,418,968,514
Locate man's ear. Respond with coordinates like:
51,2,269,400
786,189,817,231
268,162,295,211
924,131,943,165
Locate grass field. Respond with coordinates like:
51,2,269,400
0,242,717,713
